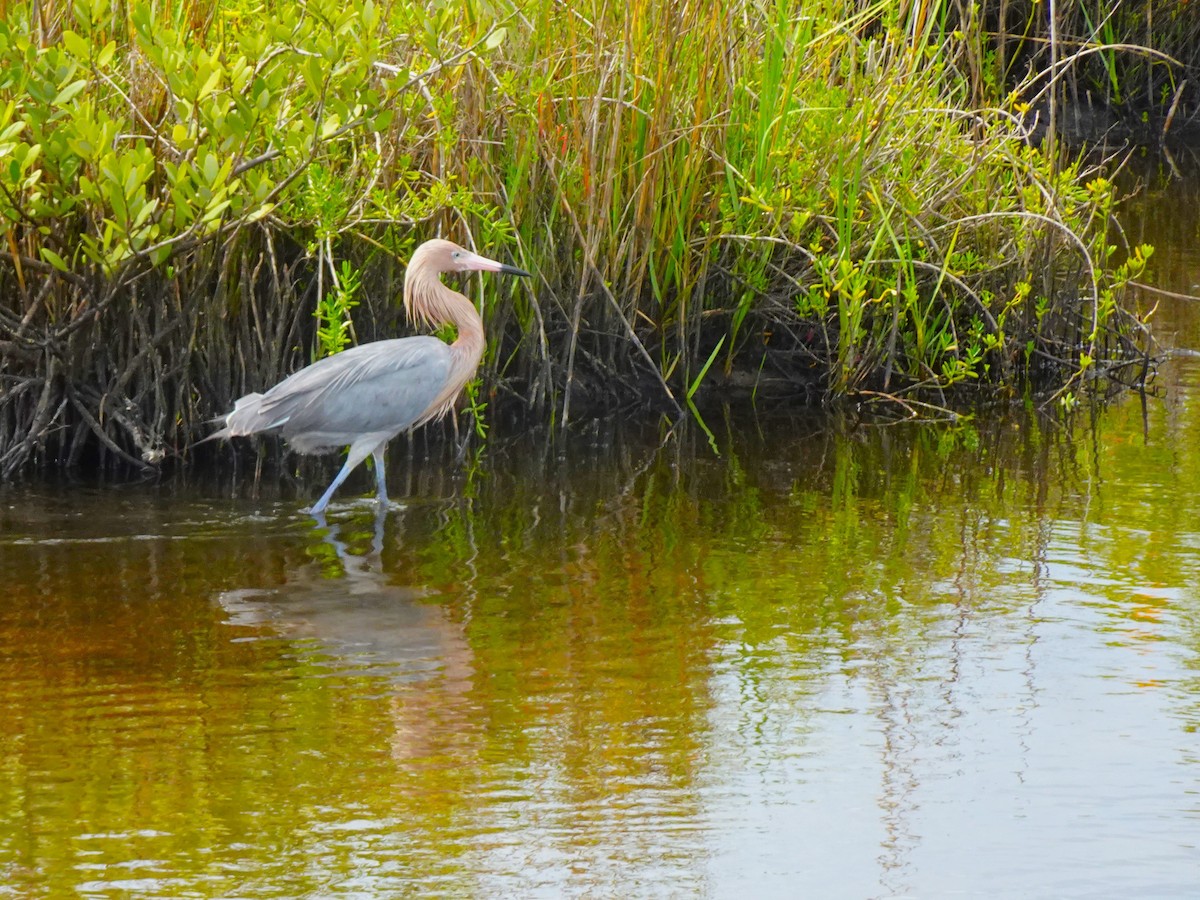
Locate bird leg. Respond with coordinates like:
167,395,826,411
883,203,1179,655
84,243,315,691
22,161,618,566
308,439,377,515
372,444,389,507
309,460,353,515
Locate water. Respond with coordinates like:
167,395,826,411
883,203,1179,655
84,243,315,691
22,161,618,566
3,162,1200,897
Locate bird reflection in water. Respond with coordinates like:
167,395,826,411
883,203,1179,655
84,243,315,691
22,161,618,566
215,507,476,764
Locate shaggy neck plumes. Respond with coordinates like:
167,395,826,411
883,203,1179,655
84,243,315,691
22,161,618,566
403,267,486,423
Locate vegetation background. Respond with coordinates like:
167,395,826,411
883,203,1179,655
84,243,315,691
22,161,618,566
0,0,1195,476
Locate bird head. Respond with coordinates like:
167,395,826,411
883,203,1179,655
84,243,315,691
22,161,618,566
410,239,530,277
403,239,530,328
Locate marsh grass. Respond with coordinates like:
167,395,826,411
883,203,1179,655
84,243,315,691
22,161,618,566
0,0,1170,475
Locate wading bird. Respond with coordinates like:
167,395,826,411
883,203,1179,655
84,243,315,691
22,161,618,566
205,239,530,514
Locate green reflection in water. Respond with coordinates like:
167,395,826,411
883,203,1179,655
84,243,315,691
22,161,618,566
2,377,1200,895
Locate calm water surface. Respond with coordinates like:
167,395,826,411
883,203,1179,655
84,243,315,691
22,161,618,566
3,163,1200,898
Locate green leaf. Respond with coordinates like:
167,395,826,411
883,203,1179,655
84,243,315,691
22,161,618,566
485,27,507,51
303,57,324,95
61,31,89,59
688,335,726,400
373,107,394,131
40,247,69,272
201,198,232,224
198,67,222,101
54,80,87,107
244,203,275,224
133,197,159,230
0,120,27,143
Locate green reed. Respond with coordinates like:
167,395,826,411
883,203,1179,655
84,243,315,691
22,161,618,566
0,0,1161,474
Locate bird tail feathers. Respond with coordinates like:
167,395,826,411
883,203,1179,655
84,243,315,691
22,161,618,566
193,392,266,445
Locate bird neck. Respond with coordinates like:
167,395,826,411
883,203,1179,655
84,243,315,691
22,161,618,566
405,272,487,421
406,273,485,351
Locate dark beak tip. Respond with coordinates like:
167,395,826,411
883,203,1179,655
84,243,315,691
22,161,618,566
501,264,532,278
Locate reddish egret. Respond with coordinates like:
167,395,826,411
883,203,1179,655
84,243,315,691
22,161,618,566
206,239,530,514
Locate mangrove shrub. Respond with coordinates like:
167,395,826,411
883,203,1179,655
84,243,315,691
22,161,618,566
0,0,1164,475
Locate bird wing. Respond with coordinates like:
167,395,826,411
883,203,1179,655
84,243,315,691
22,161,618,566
252,337,453,450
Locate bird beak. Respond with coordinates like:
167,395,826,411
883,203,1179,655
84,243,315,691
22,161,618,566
462,251,531,278
498,262,532,277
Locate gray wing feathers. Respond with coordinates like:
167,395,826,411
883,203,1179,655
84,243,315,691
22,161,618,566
210,337,452,450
